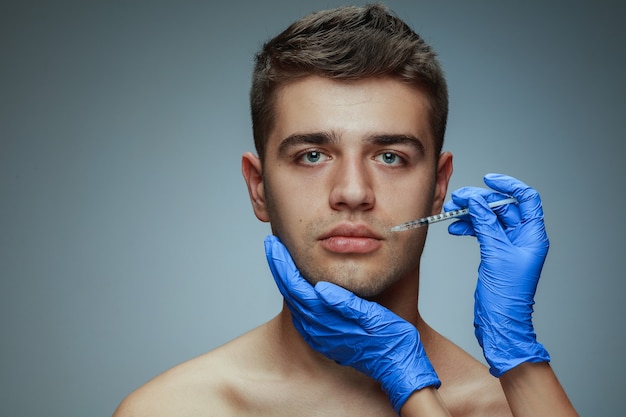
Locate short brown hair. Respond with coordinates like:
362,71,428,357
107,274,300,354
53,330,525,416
250,3,448,160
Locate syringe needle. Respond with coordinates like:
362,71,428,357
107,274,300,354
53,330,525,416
390,197,518,232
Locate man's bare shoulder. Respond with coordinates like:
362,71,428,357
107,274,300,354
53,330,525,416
113,322,275,417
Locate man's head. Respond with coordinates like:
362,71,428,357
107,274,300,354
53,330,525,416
243,4,453,301
250,3,448,162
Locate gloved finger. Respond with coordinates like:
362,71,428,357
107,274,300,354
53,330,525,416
447,219,475,236
444,187,488,233
447,186,513,234
444,197,474,236
454,184,521,230
466,195,512,250
263,237,362,340
315,281,386,327
483,174,544,224
264,235,320,311
264,235,304,299
450,186,510,207
443,198,462,213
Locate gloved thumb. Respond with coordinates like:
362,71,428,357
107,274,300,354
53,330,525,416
467,196,510,248
264,235,317,307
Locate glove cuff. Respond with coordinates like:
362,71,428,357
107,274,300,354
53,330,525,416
485,341,551,377
475,321,551,377
383,358,441,413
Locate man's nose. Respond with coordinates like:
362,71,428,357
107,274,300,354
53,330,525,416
328,157,375,211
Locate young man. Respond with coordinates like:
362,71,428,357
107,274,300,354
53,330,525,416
114,4,577,416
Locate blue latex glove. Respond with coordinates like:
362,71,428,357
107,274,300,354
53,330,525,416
264,235,441,413
444,173,550,377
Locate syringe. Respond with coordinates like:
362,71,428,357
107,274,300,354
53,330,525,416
390,197,518,232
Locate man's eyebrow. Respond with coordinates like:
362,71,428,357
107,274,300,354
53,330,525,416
366,134,425,154
277,132,338,156
276,132,425,156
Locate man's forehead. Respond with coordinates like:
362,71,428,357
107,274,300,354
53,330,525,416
268,76,436,153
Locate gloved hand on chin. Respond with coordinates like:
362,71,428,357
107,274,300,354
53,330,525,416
444,173,551,377
265,235,441,413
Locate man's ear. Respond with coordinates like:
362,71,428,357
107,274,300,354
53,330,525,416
431,151,453,215
242,152,270,222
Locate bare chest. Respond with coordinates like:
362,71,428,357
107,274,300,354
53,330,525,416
227,376,398,417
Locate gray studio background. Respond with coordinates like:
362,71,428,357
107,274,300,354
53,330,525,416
1,1,624,415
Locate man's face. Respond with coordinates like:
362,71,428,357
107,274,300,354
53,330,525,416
244,76,452,298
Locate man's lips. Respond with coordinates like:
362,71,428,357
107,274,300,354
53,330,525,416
318,224,384,254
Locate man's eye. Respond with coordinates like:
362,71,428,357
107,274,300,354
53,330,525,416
298,150,328,165
376,151,404,166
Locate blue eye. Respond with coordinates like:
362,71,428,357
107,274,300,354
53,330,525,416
382,152,397,164
376,151,404,166
305,151,322,163
297,150,329,165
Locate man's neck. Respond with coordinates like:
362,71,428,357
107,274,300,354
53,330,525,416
269,271,423,380
369,271,421,324
270,304,381,388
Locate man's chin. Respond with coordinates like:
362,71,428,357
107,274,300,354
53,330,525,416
295,254,408,300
